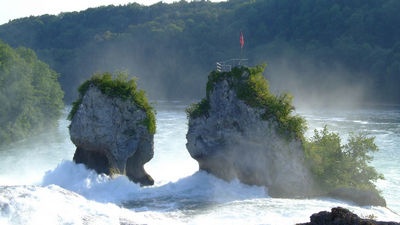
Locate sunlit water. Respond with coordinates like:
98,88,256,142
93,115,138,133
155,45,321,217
0,102,399,224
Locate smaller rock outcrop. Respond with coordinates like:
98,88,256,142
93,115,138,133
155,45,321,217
297,207,400,225
186,65,316,197
68,73,156,186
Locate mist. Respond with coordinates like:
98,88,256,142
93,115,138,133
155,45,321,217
0,114,75,185
54,37,211,103
263,56,373,110
65,44,373,111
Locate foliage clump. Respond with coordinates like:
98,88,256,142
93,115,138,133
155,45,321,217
304,126,383,192
187,65,306,140
186,98,210,119
68,72,156,135
0,40,64,145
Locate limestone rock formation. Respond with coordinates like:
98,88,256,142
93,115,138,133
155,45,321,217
186,66,316,197
297,207,400,225
69,74,155,186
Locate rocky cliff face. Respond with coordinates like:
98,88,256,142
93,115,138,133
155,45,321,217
186,67,316,197
69,83,154,186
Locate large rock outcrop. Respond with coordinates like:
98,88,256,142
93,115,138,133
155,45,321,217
69,74,155,186
186,66,316,197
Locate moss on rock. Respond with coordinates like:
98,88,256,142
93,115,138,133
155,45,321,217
68,72,156,134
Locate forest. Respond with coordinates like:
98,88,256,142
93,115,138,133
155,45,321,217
0,0,399,105
0,41,64,145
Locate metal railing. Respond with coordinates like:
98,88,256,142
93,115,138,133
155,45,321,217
216,59,248,72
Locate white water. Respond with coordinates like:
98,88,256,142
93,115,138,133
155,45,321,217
1,102,399,224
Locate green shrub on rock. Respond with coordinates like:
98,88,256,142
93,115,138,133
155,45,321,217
187,65,306,140
68,72,155,135
304,126,383,192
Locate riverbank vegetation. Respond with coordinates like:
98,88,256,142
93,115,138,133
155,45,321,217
0,40,64,145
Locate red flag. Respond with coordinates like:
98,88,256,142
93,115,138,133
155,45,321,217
240,32,244,49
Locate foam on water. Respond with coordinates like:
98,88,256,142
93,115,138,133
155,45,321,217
0,185,178,225
2,179,399,225
2,159,397,225
41,160,267,207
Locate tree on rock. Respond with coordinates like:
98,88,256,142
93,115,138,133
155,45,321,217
304,126,385,206
68,72,156,186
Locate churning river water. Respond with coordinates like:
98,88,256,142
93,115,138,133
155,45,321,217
0,101,399,224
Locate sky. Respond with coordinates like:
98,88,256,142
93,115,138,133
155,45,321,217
0,0,225,25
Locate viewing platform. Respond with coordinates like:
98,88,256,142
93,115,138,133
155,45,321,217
216,58,248,72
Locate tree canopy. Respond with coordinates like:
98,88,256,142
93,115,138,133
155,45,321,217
0,0,399,104
304,126,383,192
0,40,64,145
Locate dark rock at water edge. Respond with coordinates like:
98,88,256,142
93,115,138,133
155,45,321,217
69,84,154,186
186,67,316,197
73,147,111,174
297,207,400,225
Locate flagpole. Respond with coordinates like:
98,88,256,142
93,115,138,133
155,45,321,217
241,44,243,59
240,31,244,65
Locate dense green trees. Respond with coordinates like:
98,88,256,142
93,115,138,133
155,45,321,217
0,40,64,145
304,126,383,192
0,0,399,104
